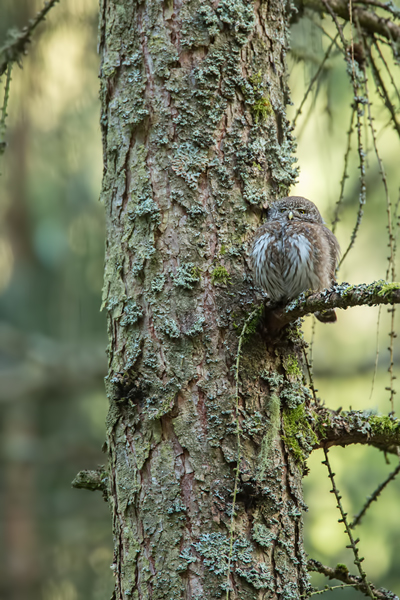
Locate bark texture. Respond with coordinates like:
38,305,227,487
98,0,311,597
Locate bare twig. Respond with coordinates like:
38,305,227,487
0,64,12,158
373,40,400,108
331,106,356,233
308,583,358,596
368,45,400,140
308,559,399,599
292,34,339,128
350,460,400,528
322,448,375,598
0,0,60,77
359,39,398,412
320,0,368,269
226,308,259,599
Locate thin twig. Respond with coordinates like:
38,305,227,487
331,106,356,233
321,0,348,47
350,460,400,528
373,40,400,106
0,64,12,159
360,37,397,413
302,318,319,403
322,448,375,598
309,584,358,596
322,0,368,270
308,559,399,599
337,97,367,268
292,34,339,128
0,0,60,77
368,45,400,140
226,308,259,599
369,305,382,400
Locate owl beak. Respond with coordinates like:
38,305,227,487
288,211,294,220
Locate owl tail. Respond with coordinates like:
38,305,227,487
315,309,337,323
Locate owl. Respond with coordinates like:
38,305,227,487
252,196,340,323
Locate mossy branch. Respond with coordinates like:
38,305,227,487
0,0,60,77
294,0,400,47
72,468,108,496
307,559,399,600
313,408,400,454
266,281,400,331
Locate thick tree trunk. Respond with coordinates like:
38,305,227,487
98,0,311,597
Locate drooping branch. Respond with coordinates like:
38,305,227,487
0,0,60,77
313,407,400,454
350,461,400,528
295,0,400,46
308,559,400,600
266,281,400,330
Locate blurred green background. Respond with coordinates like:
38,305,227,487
0,2,112,600
0,1,399,599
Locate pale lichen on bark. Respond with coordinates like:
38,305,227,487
98,0,310,597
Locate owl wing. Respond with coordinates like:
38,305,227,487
252,221,285,300
322,226,340,281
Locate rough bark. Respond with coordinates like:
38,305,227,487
98,0,314,598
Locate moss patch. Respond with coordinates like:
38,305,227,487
211,265,231,285
369,414,399,435
252,97,272,123
282,404,318,467
283,354,302,379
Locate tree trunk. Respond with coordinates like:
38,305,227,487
98,0,311,597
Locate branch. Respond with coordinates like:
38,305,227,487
313,407,400,454
0,0,60,77
295,0,400,46
72,468,108,497
350,461,400,528
308,559,399,599
266,281,400,330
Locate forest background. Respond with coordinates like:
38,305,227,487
0,0,399,599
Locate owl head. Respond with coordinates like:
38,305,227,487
267,196,324,224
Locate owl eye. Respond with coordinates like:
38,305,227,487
279,208,286,213
298,209,306,214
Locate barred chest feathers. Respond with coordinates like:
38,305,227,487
252,225,322,301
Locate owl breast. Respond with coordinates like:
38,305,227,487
252,223,321,302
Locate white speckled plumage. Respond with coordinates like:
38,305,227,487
252,196,340,322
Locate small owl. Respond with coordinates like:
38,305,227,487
252,196,340,323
